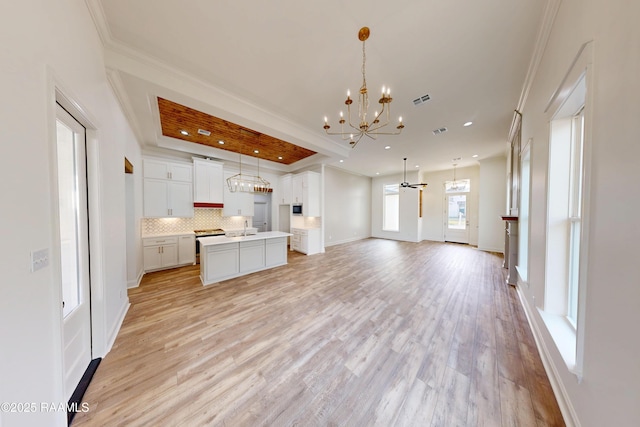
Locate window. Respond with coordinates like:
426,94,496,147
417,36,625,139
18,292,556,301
543,71,588,375
383,184,399,231
517,141,531,282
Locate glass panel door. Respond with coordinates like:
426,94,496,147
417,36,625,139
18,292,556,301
445,194,469,243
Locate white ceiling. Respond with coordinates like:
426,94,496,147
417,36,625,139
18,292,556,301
88,0,545,177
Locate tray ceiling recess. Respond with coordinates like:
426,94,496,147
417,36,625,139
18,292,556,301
157,97,316,165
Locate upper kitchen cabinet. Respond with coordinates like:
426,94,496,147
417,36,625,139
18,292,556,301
278,174,292,205
222,169,254,217
143,158,192,182
143,158,194,218
292,171,320,217
193,158,224,206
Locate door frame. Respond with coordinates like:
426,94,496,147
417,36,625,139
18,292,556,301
444,191,470,244
48,75,108,407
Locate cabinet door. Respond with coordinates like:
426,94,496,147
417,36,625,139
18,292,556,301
160,244,178,268
143,159,170,179
279,174,292,205
266,237,287,266
292,174,303,204
194,160,223,204
169,163,192,182
205,244,239,282
304,172,321,217
239,240,265,273
143,179,169,217
169,181,194,217
178,235,195,265
143,245,163,271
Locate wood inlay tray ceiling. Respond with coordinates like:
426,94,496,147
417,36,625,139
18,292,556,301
158,97,316,165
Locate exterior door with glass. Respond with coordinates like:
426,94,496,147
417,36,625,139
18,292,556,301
56,104,92,400
445,193,470,244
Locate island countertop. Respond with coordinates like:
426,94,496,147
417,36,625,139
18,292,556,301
197,231,292,247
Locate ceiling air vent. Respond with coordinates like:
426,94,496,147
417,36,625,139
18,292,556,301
432,127,448,135
197,129,211,136
413,94,431,106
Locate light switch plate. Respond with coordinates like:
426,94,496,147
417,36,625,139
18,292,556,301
31,248,49,272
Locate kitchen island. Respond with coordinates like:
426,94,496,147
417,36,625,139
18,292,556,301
198,231,292,285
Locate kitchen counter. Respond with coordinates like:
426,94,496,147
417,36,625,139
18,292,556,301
198,231,291,246
142,231,195,238
199,231,292,285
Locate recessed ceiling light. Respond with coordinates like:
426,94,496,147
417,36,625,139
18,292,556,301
384,146,391,150
278,156,283,160
180,130,189,136
472,154,479,158
415,165,419,168
254,150,259,154
376,172,380,175
218,140,225,145
339,159,344,163
463,121,473,127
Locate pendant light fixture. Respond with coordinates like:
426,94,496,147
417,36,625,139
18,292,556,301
323,27,405,148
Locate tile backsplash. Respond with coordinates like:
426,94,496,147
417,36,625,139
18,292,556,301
142,209,251,236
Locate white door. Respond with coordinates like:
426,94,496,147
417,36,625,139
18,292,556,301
444,193,470,244
253,202,268,232
56,104,92,399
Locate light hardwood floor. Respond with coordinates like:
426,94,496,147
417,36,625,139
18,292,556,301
73,238,564,426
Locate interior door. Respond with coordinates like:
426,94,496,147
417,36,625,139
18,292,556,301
444,193,470,244
253,202,268,232
56,104,92,400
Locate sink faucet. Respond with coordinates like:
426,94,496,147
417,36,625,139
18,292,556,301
243,220,248,236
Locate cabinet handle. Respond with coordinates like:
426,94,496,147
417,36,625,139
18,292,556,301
161,246,164,254
158,247,161,254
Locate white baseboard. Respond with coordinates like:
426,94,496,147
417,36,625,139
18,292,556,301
477,245,504,253
127,268,144,288
105,300,130,354
515,285,580,427
324,236,368,247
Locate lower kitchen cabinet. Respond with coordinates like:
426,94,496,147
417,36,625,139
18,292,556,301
204,242,240,283
240,240,265,273
143,237,178,271
178,235,196,265
143,234,196,272
266,237,287,266
291,228,321,255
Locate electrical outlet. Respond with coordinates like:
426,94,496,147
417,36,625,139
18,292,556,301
31,248,49,272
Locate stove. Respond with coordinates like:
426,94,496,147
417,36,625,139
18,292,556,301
194,228,225,237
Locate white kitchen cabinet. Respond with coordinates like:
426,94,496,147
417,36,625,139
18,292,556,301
204,242,240,283
144,158,192,182
239,240,265,273
279,174,292,205
266,237,287,266
178,235,196,265
193,158,224,205
143,236,178,271
292,171,320,217
143,158,194,218
143,179,194,217
291,228,321,255
223,170,254,216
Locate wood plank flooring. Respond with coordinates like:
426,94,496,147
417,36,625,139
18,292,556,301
73,238,564,426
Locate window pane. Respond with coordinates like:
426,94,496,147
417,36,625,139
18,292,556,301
383,184,399,231
447,194,467,230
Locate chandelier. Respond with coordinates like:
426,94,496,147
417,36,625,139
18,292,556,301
226,153,271,193
323,27,404,148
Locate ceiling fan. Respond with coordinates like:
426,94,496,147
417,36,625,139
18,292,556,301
400,158,428,189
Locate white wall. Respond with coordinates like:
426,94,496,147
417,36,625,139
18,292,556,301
518,0,640,425
421,165,480,245
0,1,138,426
478,155,507,252
371,171,421,242
324,167,371,246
